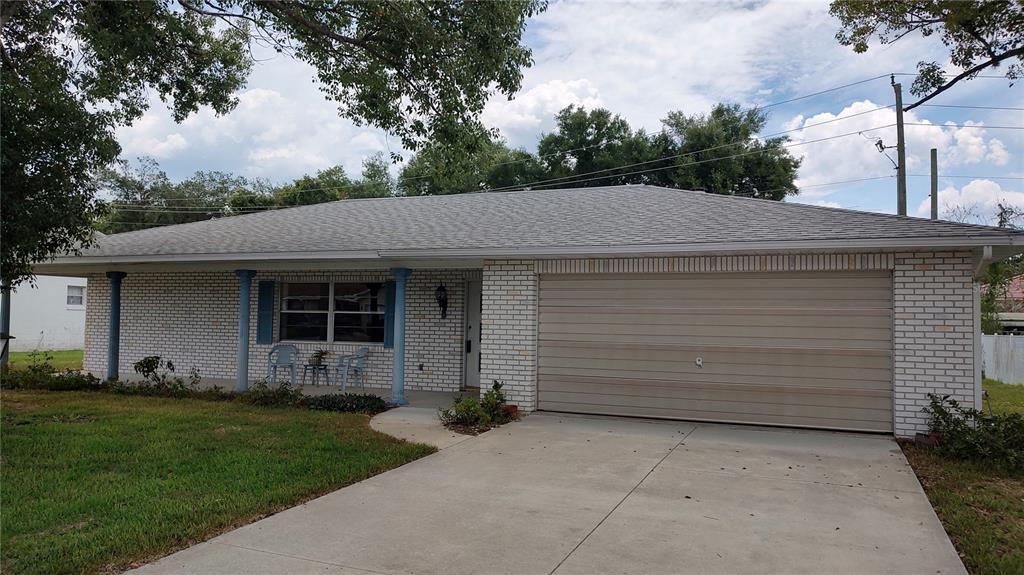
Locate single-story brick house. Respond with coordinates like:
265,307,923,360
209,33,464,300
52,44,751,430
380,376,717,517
35,185,1024,436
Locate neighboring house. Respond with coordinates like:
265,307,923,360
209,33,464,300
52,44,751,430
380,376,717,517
34,185,1024,437
9,275,88,352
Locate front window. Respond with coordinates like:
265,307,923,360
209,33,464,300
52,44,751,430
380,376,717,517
66,285,85,307
279,282,386,343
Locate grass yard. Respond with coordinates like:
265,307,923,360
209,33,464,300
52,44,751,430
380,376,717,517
8,349,84,371
901,379,1024,575
0,390,435,575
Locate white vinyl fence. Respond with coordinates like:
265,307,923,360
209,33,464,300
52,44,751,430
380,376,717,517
981,334,1024,384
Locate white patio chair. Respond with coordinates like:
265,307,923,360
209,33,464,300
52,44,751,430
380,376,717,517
267,343,298,386
334,347,369,391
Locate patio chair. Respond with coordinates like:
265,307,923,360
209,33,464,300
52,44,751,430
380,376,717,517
334,347,369,391
267,343,298,386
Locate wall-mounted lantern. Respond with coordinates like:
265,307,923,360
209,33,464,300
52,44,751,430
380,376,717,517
435,284,448,318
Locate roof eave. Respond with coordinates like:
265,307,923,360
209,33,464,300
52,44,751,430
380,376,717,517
30,234,1022,274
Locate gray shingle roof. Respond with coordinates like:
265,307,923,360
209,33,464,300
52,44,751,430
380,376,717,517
66,185,1023,261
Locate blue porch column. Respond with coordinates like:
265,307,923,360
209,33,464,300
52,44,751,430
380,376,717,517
106,272,127,380
390,267,411,406
235,270,256,393
1,284,11,375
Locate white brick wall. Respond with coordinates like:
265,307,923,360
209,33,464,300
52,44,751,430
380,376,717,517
479,260,538,410
84,269,479,391
84,252,979,436
892,252,977,435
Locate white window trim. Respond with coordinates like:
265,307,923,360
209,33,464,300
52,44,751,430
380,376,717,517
279,282,385,344
66,285,86,309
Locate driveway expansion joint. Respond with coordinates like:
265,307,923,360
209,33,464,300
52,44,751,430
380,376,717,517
212,541,397,575
547,424,699,575
670,467,922,494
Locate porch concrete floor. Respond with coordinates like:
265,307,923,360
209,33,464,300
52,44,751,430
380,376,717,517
129,414,965,575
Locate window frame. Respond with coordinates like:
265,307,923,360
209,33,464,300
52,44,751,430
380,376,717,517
278,282,386,344
66,285,86,308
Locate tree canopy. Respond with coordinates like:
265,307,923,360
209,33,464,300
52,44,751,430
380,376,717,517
400,104,801,199
830,0,1023,109
1,0,544,287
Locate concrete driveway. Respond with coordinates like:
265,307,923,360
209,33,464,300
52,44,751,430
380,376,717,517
132,414,965,575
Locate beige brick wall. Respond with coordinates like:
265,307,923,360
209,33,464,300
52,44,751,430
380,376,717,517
84,251,978,436
892,252,977,435
84,269,478,391
479,260,538,410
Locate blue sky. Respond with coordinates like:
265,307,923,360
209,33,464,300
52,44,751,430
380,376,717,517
117,0,1023,223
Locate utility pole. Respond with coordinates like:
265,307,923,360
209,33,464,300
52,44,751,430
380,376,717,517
892,75,907,216
930,148,938,220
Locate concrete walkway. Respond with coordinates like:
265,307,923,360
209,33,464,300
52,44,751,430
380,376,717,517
130,414,965,575
370,407,472,450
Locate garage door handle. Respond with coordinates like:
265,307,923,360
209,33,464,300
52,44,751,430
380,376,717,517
695,357,703,368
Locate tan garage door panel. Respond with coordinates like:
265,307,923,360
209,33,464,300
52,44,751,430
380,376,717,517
537,271,893,432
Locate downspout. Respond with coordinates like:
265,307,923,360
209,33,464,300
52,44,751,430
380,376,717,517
973,245,993,411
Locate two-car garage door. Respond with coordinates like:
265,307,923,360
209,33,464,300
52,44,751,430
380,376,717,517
537,271,893,432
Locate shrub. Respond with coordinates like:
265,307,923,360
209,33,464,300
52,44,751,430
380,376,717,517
925,394,1024,474
237,380,304,407
306,393,388,414
439,396,491,431
110,356,215,399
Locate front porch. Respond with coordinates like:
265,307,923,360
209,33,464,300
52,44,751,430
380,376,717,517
83,266,489,406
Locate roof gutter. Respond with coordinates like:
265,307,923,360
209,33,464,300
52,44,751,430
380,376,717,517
32,234,1023,270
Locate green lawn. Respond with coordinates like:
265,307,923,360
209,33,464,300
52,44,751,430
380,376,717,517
0,390,435,575
8,349,84,371
902,379,1024,575
983,378,1024,415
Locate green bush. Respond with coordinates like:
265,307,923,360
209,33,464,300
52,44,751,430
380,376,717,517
438,381,518,433
111,356,222,399
237,380,304,407
439,396,491,431
925,394,1024,474
2,351,106,391
306,393,388,414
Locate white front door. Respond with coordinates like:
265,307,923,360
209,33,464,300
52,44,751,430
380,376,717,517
464,280,482,388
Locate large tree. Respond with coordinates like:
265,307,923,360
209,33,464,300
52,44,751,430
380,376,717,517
1,0,544,287
399,138,544,196
98,158,272,234
830,0,1023,110
660,104,800,200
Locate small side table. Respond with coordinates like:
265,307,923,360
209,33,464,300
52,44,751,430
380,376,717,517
302,363,331,387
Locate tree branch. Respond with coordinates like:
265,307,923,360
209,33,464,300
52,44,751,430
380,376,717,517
905,45,1024,111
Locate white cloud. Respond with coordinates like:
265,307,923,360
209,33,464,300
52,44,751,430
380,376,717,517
482,79,602,144
785,101,1013,195
914,179,1024,224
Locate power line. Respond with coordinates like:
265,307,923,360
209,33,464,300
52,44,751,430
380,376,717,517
919,104,1024,111
484,125,897,193
110,106,900,211
909,174,1024,181
905,122,1024,130
757,74,891,109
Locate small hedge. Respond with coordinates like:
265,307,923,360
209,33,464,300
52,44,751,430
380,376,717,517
439,381,518,434
1,354,392,416
306,393,388,415
924,394,1024,475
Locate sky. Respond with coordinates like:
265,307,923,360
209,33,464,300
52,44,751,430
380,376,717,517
117,0,1023,223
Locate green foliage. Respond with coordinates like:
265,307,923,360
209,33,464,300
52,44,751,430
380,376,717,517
97,159,274,233
236,380,305,407
350,153,398,199
439,396,491,431
400,103,799,198
925,394,1024,475
439,381,517,433
306,393,388,415
1,351,104,391
2,0,543,284
660,104,800,199
399,136,544,195
1,0,251,287
830,0,1023,107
